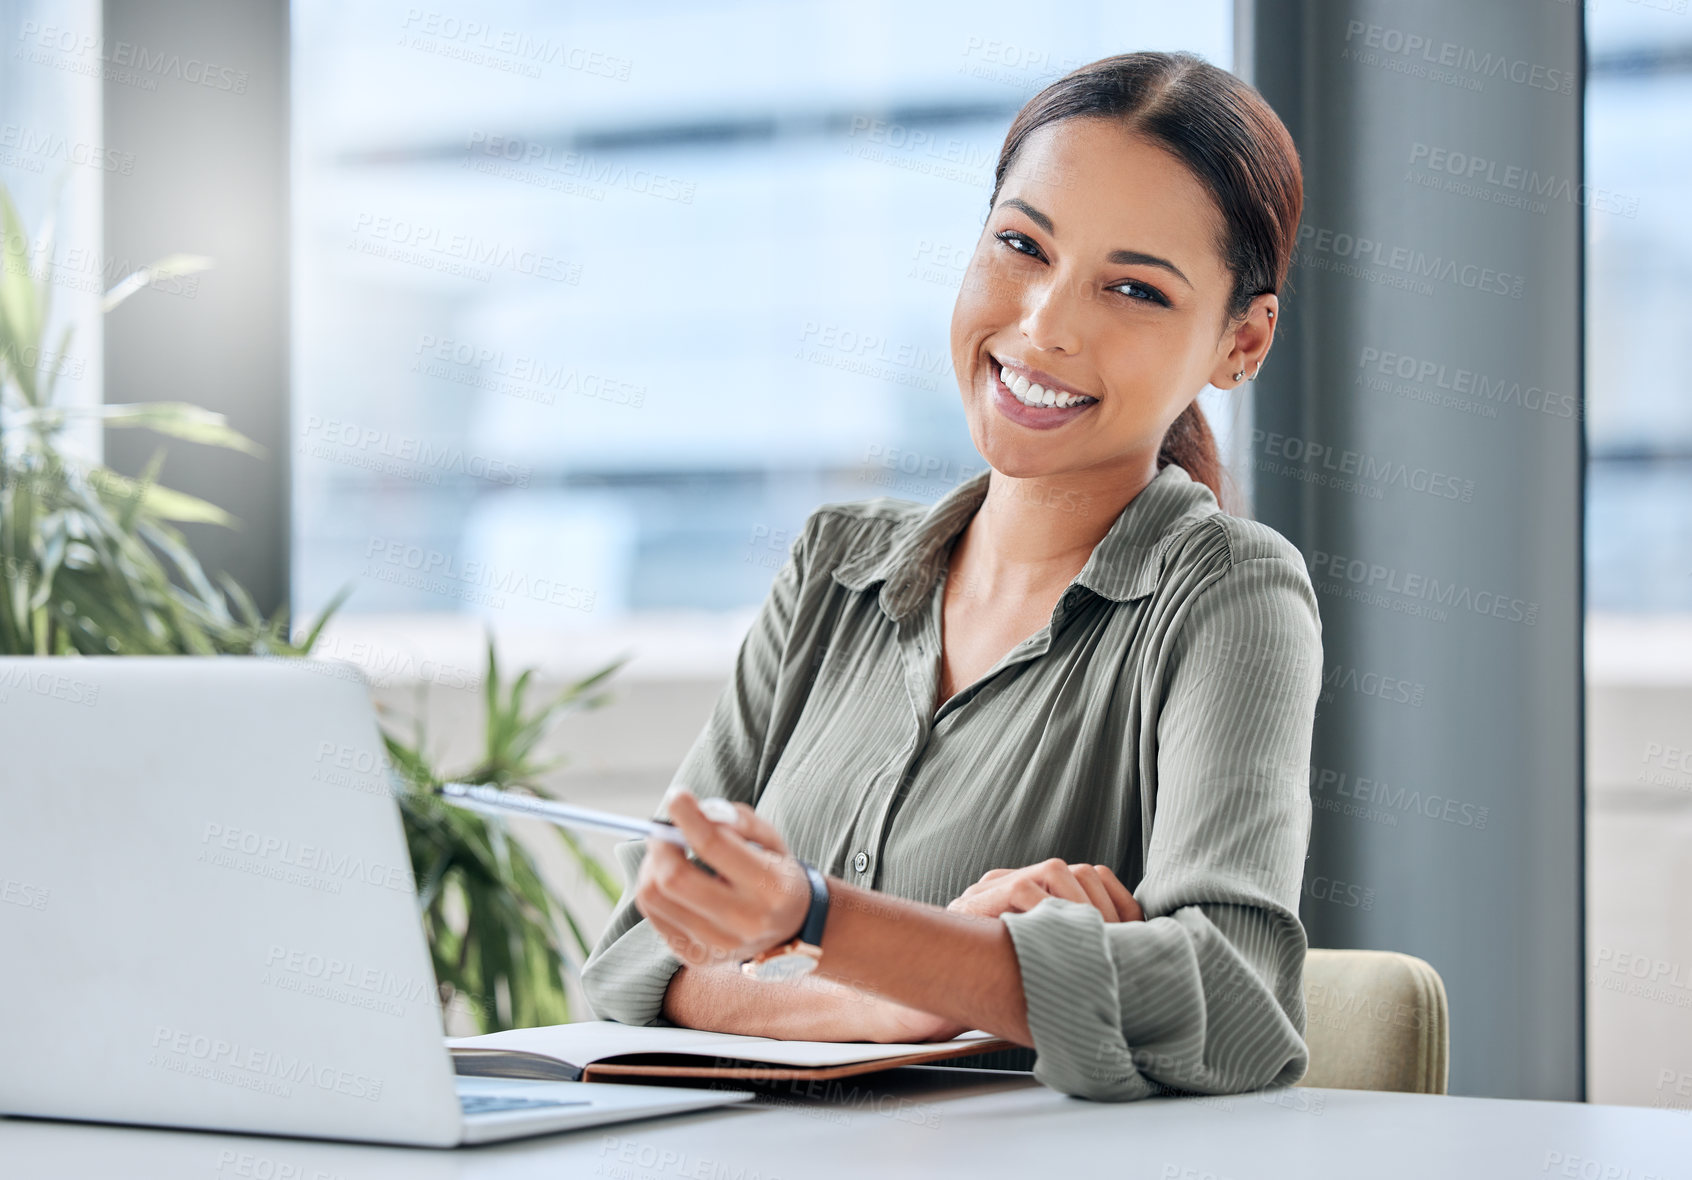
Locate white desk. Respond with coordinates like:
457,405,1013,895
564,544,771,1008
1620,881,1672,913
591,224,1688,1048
4,1068,1687,1179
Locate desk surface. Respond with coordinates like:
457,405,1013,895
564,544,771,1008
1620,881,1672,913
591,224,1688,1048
4,1069,1688,1180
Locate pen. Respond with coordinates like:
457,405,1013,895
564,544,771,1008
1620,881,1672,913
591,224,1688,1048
433,781,693,849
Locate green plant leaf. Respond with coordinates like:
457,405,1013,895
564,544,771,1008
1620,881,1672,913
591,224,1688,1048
87,402,264,456
37,322,75,411
557,825,623,904
94,466,238,526
0,183,42,405
101,253,214,314
292,582,353,654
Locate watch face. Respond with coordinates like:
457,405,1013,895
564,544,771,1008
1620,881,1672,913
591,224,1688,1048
748,946,821,983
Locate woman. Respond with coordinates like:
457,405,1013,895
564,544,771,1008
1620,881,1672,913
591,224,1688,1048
581,50,1322,1103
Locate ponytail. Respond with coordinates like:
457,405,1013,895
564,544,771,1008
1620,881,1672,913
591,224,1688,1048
1156,401,1229,508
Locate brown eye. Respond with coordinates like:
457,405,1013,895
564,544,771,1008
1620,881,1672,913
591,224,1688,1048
1110,279,1170,306
995,230,1041,258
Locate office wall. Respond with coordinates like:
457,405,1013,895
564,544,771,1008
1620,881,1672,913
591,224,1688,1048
101,0,290,615
1242,1,1585,1099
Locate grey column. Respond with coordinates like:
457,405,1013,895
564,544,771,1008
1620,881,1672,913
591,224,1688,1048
1240,1,1585,1100
102,0,290,616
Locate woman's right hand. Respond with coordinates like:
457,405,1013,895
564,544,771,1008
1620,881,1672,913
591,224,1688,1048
946,858,1144,924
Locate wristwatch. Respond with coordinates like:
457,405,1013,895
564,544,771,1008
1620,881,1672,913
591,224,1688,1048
740,858,830,982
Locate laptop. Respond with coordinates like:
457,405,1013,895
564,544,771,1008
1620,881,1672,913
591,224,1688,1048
0,656,753,1147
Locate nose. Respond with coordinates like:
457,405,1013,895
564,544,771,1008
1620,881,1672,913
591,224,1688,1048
1018,271,1082,355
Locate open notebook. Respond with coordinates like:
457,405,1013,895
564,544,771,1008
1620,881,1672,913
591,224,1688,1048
445,1021,1015,1084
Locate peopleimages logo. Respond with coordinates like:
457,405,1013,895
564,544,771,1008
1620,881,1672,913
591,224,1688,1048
0,662,100,707
16,21,250,93
1356,346,1577,420
1310,764,1491,830
361,537,597,613
262,944,436,1019
198,822,416,894
148,1025,383,1101
1308,549,1539,626
463,132,695,203
349,213,580,283
298,416,531,487
398,9,633,80
0,122,135,174
1294,225,1526,299
1341,20,1575,95
1250,428,1476,503
1407,143,1638,219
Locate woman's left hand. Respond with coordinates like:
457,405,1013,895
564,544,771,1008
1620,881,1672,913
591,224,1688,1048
947,859,1145,924
634,789,812,970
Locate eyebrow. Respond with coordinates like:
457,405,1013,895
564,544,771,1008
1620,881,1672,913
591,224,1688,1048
998,197,1193,288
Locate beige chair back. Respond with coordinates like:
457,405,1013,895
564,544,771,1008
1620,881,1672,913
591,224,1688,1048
1297,948,1450,1094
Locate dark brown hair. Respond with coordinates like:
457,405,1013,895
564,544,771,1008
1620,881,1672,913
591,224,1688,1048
986,51,1304,509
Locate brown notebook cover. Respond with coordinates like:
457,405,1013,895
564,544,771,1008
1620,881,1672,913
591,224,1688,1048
447,1021,1014,1085
580,1038,1016,1083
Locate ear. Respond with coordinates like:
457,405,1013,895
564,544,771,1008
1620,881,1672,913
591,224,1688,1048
1208,294,1279,389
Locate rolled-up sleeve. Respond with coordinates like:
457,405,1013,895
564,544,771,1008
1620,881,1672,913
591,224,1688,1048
579,514,813,1026
1001,554,1323,1101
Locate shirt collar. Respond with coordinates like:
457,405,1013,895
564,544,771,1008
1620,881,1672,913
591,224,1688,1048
830,462,1220,623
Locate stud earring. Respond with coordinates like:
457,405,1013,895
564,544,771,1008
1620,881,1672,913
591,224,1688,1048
1232,369,1246,382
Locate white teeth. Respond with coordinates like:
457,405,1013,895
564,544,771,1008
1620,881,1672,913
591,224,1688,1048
996,359,1096,409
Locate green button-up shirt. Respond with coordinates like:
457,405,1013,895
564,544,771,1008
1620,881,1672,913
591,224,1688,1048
581,460,1325,1101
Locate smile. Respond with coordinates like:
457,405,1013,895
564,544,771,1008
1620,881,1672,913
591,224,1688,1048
990,355,1099,409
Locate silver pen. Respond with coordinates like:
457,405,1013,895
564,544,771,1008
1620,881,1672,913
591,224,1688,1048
433,781,693,849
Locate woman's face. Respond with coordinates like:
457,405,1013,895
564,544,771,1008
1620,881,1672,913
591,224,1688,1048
949,116,1272,483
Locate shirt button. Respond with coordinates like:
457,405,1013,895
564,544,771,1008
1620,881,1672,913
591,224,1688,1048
853,850,870,874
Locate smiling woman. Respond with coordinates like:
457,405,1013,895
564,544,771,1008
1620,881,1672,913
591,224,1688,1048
581,50,1323,1103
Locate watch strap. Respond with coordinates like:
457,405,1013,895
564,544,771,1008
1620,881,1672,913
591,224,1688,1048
795,858,830,947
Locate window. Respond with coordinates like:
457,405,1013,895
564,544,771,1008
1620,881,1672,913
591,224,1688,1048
1585,4,1692,611
290,2,1233,627
0,0,104,464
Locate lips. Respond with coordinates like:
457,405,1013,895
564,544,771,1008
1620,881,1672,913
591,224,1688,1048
991,354,1099,408
988,358,1097,431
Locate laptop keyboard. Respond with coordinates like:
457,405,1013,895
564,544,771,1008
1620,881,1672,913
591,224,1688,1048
460,1093,591,1115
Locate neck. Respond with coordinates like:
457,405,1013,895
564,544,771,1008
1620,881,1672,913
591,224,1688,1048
952,456,1159,598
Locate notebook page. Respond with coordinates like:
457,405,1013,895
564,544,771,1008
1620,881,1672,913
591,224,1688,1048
445,1021,1001,1069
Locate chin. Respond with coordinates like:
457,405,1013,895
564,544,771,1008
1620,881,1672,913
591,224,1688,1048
970,437,1070,481
961,384,1089,482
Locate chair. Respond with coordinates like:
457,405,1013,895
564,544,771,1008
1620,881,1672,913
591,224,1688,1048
1296,948,1450,1094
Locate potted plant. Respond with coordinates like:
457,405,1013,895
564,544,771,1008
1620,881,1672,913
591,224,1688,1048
0,178,621,1031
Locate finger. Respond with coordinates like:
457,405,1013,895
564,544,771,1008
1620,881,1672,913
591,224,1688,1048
646,895,744,968
1028,858,1090,905
722,801,790,857
638,894,708,964
638,891,717,967
640,835,755,936
955,870,1008,902
1093,865,1144,922
650,810,809,946
665,790,774,885
637,881,745,969
1066,863,1119,922
1011,879,1052,913
645,905,736,971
